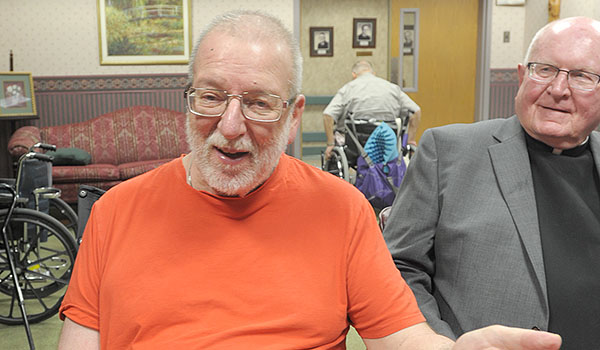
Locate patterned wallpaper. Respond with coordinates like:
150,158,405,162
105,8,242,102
561,0,598,18
4,1,598,76
491,0,600,69
0,0,294,76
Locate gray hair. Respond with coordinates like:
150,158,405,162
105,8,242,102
187,10,303,97
351,60,374,75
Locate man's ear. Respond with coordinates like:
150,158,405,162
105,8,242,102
287,94,305,145
517,63,526,86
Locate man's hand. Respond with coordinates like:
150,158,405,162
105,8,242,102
453,325,561,350
325,145,335,159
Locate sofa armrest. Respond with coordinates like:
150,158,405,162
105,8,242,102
8,126,42,158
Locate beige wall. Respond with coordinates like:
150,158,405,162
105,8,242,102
491,4,526,68
490,0,600,68
0,0,294,76
301,0,389,95
2,0,599,134
300,0,389,132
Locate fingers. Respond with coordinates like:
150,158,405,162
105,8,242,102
454,325,561,350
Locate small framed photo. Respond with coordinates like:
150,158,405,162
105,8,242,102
496,0,525,5
0,72,36,117
310,27,333,57
353,18,376,49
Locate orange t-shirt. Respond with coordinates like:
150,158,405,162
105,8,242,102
60,155,424,349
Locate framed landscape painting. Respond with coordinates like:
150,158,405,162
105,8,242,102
97,0,191,65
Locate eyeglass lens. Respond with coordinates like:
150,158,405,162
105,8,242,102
528,63,600,90
188,88,285,121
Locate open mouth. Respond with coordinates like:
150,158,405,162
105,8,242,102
216,147,249,159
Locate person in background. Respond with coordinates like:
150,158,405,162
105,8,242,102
323,60,421,160
383,16,600,350
57,9,560,350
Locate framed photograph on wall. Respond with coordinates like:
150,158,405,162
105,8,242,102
402,25,415,56
0,72,36,117
353,18,376,49
496,0,525,5
310,27,334,57
97,0,192,65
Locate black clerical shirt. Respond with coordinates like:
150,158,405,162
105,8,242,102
526,133,600,349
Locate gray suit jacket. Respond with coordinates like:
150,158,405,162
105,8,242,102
383,116,600,339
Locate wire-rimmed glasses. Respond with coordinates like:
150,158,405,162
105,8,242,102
184,87,295,122
527,62,600,91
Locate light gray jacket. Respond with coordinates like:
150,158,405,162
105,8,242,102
383,115,600,339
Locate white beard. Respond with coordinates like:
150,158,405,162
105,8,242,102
186,115,292,196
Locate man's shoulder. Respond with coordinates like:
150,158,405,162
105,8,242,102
97,157,182,204
428,116,514,138
282,155,366,200
420,117,520,153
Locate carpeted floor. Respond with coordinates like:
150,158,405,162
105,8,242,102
0,315,62,350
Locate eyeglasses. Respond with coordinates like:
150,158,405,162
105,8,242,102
527,62,600,91
184,87,294,123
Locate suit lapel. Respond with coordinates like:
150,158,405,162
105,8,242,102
488,116,548,305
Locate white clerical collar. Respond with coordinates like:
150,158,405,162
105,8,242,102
551,136,589,155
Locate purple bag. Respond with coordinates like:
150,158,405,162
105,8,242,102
354,156,406,209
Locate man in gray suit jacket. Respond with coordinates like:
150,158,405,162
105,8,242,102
384,16,600,349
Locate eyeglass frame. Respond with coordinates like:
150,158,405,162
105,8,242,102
526,62,600,91
183,86,295,123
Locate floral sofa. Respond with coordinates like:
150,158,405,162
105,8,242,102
8,106,190,203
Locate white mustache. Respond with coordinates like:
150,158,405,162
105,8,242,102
206,132,256,154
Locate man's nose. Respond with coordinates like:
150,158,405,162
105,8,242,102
217,97,247,139
548,70,571,97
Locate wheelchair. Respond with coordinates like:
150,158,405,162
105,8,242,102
0,144,79,349
321,108,414,184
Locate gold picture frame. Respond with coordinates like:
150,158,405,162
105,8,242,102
0,72,37,118
97,0,192,65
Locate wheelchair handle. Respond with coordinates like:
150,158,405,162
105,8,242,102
27,152,54,163
31,143,57,152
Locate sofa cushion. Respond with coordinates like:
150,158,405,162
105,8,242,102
47,148,92,166
53,164,120,183
118,159,172,180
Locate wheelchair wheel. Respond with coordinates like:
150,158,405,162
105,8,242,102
49,197,78,238
322,147,350,182
0,207,78,325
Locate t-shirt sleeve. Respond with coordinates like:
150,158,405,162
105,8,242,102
346,201,425,339
59,202,104,330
